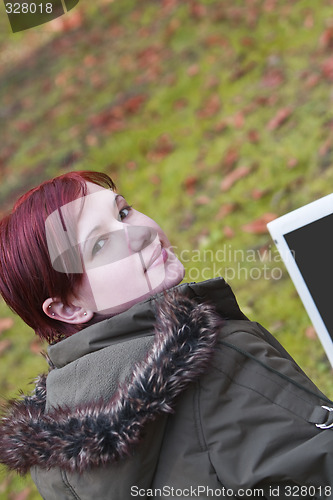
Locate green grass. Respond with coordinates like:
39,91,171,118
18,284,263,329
1,0,333,497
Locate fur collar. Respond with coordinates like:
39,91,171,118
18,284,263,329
0,292,222,475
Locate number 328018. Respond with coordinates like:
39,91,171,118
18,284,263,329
5,3,53,14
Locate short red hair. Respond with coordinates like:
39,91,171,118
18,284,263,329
0,171,116,344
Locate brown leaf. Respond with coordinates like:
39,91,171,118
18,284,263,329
287,158,298,169
319,27,333,50
184,176,198,196
223,226,235,238
222,146,239,171
16,120,34,133
251,188,266,200
147,134,174,161
49,10,83,32
0,317,14,334
197,94,221,119
195,195,210,206
189,0,207,19
248,129,260,143
261,69,284,88
232,111,245,129
321,57,333,81
30,337,44,355
304,73,320,89
220,165,252,192
267,108,293,131
305,325,317,340
204,35,229,48
242,213,278,234
215,202,238,220
123,95,147,114
187,64,199,77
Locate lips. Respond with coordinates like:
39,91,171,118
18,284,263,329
144,245,168,271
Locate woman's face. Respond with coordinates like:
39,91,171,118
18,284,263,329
50,182,185,316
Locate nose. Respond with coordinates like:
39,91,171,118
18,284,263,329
125,225,157,253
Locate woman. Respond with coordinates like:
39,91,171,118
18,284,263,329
0,170,333,500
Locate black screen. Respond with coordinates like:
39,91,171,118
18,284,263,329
284,213,333,339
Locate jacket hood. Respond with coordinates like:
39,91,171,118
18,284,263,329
0,285,226,475
47,277,247,369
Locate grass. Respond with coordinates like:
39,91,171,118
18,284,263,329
0,0,333,497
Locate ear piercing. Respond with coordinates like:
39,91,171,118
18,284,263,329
48,305,56,317
48,305,87,317
48,304,55,316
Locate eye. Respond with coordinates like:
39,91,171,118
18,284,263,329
118,205,132,221
92,238,107,257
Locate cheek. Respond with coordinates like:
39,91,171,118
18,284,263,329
84,253,164,312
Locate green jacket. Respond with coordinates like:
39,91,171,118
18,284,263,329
1,278,333,499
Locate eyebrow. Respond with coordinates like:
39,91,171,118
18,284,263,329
82,193,124,254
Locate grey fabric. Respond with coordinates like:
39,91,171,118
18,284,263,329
46,336,154,410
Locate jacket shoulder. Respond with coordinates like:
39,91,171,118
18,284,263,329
215,318,329,401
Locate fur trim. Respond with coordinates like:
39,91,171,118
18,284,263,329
0,292,222,474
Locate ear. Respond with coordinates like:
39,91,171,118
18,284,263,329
42,297,94,324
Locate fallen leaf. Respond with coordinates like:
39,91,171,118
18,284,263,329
267,108,293,131
197,94,221,119
232,111,245,129
0,317,14,334
150,175,161,185
251,188,266,200
304,73,320,89
319,27,333,50
147,134,174,161
230,61,256,81
184,176,198,196
30,337,44,355
173,98,188,110
195,195,210,206
123,94,147,114
242,213,278,234
187,64,199,77
16,120,34,133
215,202,238,220
305,325,317,340
248,129,260,143
222,146,239,171
204,35,229,48
287,158,298,169
304,13,314,29
189,0,207,18
261,69,284,88
49,10,83,32
321,57,333,81
220,165,252,191
223,226,235,238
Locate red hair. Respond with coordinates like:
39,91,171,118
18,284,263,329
0,171,116,344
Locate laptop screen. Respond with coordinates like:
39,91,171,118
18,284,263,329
284,213,333,339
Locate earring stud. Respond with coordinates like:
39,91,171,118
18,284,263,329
51,312,55,316
83,312,87,316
